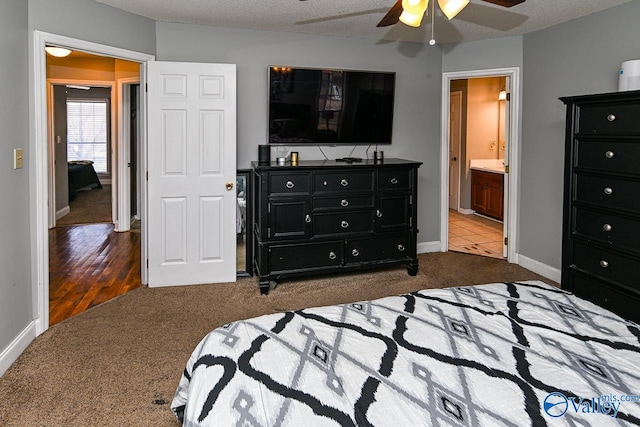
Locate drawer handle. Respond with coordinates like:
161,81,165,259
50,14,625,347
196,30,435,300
341,179,349,187
605,150,615,159
352,249,360,257
600,260,609,268
328,252,337,260
603,223,612,232
305,214,311,223
341,220,349,228
390,178,398,185
607,114,616,122
398,244,405,252
376,209,383,218
341,199,349,207
286,180,295,189
603,187,613,195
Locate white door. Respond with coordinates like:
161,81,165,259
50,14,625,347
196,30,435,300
147,61,237,287
449,91,462,211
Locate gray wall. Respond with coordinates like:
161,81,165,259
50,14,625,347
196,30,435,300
0,0,31,357
0,0,156,363
520,1,640,268
156,23,444,243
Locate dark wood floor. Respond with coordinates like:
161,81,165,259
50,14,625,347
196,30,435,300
49,223,141,326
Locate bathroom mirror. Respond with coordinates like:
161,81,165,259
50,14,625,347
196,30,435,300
236,169,253,277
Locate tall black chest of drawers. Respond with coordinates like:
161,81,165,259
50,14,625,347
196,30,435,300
560,90,640,322
252,158,422,294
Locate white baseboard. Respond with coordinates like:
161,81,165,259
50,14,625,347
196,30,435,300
417,241,441,254
518,254,561,283
0,320,37,378
55,206,70,220
457,208,475,215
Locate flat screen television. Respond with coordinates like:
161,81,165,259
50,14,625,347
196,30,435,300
268,66,396,146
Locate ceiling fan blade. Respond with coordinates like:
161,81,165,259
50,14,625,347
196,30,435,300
481,0,526,7
377,0,403,27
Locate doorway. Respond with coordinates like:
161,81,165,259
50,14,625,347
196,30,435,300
46,52,142,324
34,31,155,334
440,68,520,263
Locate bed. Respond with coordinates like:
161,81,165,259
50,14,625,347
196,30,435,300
68,160,102,201
171,280,640,426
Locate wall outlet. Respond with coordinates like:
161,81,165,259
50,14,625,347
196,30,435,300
14,148,23,169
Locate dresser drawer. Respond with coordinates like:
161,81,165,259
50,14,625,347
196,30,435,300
574,207,640,253
575,174,640,213
578,103,640,135
378,168,411,190
313,211,374,236
575,139,640,175
314,171,374,193
313,195,374,211
571,241,640,288
269,172,311,195
269,241,343,272
345,233,411,264
568,271,640,323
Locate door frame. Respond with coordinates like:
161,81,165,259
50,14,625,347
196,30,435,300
440,67,520,263
47,79,115,228
116,77,141,232
33,31,154,335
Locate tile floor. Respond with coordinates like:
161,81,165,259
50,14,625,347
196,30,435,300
448,210,505,259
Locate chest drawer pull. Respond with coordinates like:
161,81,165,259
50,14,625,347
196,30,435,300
398,244,405,252
328,251,337,260
390,178,398,185
305,214,312,223
604,187,613,195
340,199,349,207
607,114,616,122
605,150,615,159
603,223,612,232
341,220,349,228
286,180,295,189
600,260,609,268
340,179,349,187
352,249,360,257
376,209,383,218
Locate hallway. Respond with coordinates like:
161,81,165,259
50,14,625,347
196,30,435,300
49,223,141,325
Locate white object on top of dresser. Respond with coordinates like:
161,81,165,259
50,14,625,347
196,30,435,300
470,159,505,174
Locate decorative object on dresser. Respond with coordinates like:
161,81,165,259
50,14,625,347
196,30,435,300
252,158,421,294
560,90,640,323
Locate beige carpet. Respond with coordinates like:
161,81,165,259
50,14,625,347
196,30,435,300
57,184,112,226
0,252,556,426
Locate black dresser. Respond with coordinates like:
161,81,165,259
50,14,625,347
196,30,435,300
560,90,640,322
252,158,422,294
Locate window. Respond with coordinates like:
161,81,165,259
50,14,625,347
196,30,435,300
67,100,109,173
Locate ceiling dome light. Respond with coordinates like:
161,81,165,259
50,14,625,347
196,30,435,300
399,0,429,27
438,0,469,20
45,47,72,58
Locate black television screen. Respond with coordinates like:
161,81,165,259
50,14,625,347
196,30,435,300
268,66,395,145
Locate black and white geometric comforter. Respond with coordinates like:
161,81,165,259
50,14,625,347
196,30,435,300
171,281,640,426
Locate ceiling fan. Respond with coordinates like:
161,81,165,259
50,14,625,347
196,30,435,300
377,0,526,28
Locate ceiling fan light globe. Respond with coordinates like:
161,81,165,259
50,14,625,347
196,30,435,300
438,0,469,20
399,10,425,27
401,0,429,15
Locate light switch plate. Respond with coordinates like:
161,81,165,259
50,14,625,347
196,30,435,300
14,148,23,169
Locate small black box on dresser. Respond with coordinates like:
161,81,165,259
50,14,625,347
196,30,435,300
560,90,640,323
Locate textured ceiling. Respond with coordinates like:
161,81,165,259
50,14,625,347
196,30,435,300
94,0,632,45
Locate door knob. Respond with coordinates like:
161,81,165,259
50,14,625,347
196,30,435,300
226,181,234,190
